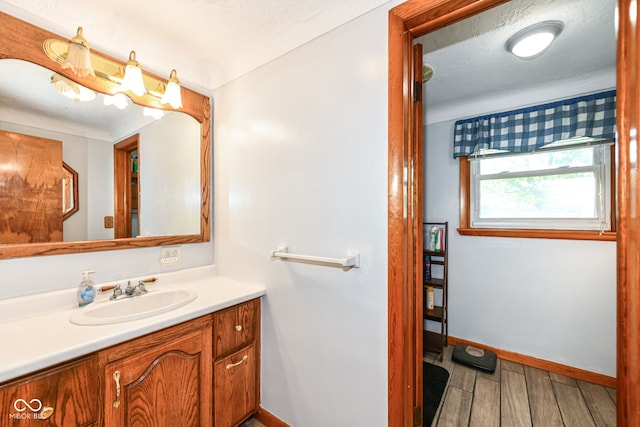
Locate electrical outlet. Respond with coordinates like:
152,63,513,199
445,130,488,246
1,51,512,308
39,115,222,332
160,247,181,264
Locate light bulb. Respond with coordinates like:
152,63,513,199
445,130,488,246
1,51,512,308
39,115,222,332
120,51,146,96
161,69,183,109
61,27,95,77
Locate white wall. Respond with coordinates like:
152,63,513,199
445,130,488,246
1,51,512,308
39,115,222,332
212,3,395,425
424,79,617,377
86,139,114,240
138,112,201,237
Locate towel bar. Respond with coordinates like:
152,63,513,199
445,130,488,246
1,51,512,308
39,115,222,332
270,246,360,270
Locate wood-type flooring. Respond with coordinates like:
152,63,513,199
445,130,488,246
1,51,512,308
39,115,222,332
425,345,616,426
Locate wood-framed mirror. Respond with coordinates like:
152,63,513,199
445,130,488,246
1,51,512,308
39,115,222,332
0,11,210,259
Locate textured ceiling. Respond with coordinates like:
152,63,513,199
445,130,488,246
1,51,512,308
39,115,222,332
416,0,616,114
0,0,392,91
0,0,617,132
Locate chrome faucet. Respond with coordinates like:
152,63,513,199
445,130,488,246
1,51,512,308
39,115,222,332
124,280,148,297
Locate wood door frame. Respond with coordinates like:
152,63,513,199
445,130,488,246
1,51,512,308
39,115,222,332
388,1,636,426
113,134,139,239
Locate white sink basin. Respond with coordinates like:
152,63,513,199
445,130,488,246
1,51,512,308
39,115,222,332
70,289,197,325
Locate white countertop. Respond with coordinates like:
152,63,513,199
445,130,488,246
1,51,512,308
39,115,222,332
0,266,265,383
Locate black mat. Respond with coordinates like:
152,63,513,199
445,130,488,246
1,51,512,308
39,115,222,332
424,362,449,426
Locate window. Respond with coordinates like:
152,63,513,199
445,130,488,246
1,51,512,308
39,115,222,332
469,142,612,232
453,90,617,240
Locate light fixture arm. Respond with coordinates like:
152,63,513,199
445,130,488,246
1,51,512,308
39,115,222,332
168,69,180,84
70,27,90,49
127,50,140,67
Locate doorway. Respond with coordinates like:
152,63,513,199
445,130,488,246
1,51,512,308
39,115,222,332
113,134,140,238
388,1,638,426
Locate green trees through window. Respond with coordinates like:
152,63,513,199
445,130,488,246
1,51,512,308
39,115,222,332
471,145,611,230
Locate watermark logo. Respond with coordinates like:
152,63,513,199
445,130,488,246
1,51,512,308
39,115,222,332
13,399,42,413
9,398,43,420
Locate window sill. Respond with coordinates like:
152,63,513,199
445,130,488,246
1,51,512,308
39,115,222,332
457,227,616,242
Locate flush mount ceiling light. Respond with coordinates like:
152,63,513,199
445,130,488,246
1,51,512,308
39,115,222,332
505,20,564,59
61,27,95,77
160,69,183,109
120,51,147,96
51,73,96,102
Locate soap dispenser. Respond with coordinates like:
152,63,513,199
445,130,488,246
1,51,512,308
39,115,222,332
76,270,96,307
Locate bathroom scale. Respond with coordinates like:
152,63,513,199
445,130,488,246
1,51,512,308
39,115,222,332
452,343,497,373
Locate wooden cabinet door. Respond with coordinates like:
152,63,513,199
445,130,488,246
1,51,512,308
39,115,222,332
214,344,257,427
0,356,98,426
214,299,259,358
103,326,212,427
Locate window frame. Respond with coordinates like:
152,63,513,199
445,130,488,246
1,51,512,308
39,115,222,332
458,145,617,241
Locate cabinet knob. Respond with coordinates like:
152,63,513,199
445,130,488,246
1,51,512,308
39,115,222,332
235,324,242,332
39,406,54,420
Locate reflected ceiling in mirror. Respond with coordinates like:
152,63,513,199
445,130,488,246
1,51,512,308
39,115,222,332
0,59,166,142
0,11,210,258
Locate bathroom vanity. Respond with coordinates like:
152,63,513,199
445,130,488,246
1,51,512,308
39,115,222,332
0,269,264,426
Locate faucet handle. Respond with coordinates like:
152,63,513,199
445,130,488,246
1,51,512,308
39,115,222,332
137,280,148,294
110,284,122,300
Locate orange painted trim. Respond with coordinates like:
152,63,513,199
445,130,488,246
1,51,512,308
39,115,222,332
448,336,616,389
254,407,291,427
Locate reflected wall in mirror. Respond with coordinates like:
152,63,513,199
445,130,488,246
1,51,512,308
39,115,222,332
0,12,210,259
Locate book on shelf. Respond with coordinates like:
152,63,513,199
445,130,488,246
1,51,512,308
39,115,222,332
425,224,446,252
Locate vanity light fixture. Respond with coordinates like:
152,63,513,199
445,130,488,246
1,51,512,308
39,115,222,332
61,27,95,77
120,51,147,96
505,21,564,59
160,69,183,109
104,93,129,110
51,73,96,102
44,27,184,110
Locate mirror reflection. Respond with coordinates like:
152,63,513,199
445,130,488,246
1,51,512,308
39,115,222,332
0,59,201,243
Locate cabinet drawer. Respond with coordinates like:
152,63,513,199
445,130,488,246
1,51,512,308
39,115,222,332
0,356,98,427
214,298,259,358
214,344,257,427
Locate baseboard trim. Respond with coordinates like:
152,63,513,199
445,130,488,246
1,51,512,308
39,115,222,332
448,336,616,389
255,406,291,427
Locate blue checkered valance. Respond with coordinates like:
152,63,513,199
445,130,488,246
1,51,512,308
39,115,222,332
452,90,616,158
